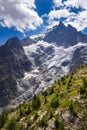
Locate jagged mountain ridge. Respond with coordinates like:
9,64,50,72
22,22,87,47
44,22,87,47
0,22,87,109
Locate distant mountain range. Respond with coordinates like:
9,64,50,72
0,22,87,110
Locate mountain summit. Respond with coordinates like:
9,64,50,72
22,22,87,47
44,22,87,47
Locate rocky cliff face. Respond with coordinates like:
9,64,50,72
21,37,35,46
70,45,87,72
0,37,32,107
44,22,87,47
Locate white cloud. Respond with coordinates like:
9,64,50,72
48,9,74,20
0,0,43,32
64,0,87,9
41,14,48,18
65,10,87,31
63,0,87,31
47,0,87,31
53,0,63,7
48,8,76,27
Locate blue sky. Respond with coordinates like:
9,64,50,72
0,0,87,44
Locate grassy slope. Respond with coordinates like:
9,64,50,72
0,64,87,130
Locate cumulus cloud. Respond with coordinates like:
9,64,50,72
64,0,87,30
65,10,87,31
64,0,87,9
48,0,87,31
48,8,76,28
0,0,43,33
48,9,75,20
53,0,63,7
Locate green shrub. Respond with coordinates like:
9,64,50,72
49,110,54,119
38,117,48,127
67,80,72,89
27,119,32,127
54,118,64,130
42,90,48,97
6,118,17,130
80,77,87,98
44,98,47,104
49,87,54,94
0,112,8,128
30,126,35,130
69,102,77,116
83,77,87,88
50,99,59,108
57,80,61,86
32,95,41,110
26,105,31,115
33,112,38,121
54,118,60,129
80,87,86,95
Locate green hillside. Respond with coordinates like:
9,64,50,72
0,64,87,130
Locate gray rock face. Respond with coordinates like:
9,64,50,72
44,22,87,47
21,37,35,46
70,45,87,72
21,36,44,46
0,37,32,107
